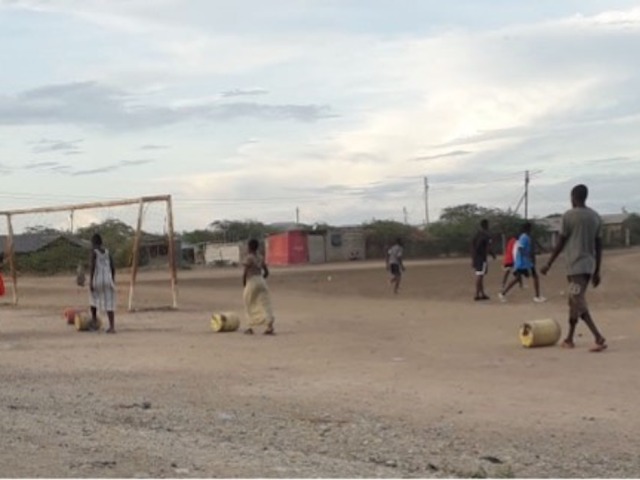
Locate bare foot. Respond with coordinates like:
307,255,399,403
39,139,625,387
561,340,575,349
590,338,607,352
244,328,254,335
105,328,116,334
264,327,275,335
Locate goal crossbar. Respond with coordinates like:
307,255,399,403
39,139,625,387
1,195,178,311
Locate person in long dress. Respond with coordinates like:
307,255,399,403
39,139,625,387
89,233,117,333
242,239,275,335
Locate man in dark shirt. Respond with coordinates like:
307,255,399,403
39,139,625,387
471,219,495,301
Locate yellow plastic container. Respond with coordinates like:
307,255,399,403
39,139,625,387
211,312,240,332
75,312,102,332
519,318,561,348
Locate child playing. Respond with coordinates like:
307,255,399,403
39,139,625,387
89,233,117,333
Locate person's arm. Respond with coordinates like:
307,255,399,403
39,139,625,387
89,250,96,290
385,249,391,270
488,238,496,260
592,237,602,286
109,253,116,282
262,263,270,279
541,236,567,275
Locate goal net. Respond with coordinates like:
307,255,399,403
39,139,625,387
0,195,177,311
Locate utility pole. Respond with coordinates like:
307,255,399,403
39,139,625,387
403,206,408,225
69,210,74,234
295,206,300,225
423,176,430,226
524,170,530,220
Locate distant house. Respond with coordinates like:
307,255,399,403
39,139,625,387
0,233,91,255
535,213,631,248
265,227,366,266
139,233,182,267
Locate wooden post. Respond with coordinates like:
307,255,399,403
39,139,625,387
5,214,18,305
166,196,178,309
128,200,145,311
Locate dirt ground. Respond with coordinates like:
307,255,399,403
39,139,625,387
1,249,640,478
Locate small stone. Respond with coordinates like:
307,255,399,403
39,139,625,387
428,463,439,471
142,401,152,410
480,455,503,464
170,462,178,468
385,460,398,468
175,468,189,475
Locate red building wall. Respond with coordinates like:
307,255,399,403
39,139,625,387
266,231,309,266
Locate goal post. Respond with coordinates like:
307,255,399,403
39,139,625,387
0,195,178,310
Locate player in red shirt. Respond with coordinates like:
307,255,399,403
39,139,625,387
501,236,522,291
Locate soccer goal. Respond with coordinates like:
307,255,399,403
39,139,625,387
0,195,178,311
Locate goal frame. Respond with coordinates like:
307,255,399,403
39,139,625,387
0,195,178,310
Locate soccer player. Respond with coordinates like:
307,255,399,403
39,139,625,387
499,222,546,303
471,219,495,301
386,238,405,294
541,184,606,352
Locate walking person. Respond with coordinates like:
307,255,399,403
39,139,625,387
499,222,546,303
541,184,607,352
242,239,275,335
501,234,521,291
89,233,117,333
471,219,496,301
386,238,405,294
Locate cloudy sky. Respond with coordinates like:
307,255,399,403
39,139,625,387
1,0,640,232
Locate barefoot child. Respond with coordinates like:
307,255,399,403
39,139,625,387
386,238,405,294
242,239,275,335
89,233,116,333
541,184,607,352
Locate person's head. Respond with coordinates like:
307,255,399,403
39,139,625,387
395,237,403,247
91,233,103,248
571,184,588,207
480,219,489,231
248,238,259,253
522,222,532,234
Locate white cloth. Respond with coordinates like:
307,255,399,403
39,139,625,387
387,244,403,265
90,248,116,312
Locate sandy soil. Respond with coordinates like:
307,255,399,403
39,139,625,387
1,249,640,478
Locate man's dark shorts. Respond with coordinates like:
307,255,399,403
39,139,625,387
514,267,538,279
472,257,488,276
390,264,401,277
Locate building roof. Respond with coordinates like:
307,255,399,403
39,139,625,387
535,212,631,233
0,234,90,254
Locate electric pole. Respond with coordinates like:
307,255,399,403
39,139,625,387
423,176,430,226
524,170,530,220
295,207,300,225
403,206,408,225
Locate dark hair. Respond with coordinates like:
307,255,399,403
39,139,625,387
396,237,403,246
522,222,532,233
91,233,103,246
480,219,489,229
571,184,588,203
248,239,259,252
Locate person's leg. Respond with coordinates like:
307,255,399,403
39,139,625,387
501,268,511,290
502,274,521,296
106,311,115,333
572,275,606,350
393,273,402,294
563,276,581,347
531,269,546,302
90,306,98,322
